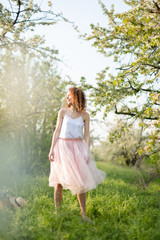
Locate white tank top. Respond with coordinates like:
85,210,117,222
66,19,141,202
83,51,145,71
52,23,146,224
59,115,84,139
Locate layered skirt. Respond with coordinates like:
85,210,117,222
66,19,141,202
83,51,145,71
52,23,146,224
49,138,106,195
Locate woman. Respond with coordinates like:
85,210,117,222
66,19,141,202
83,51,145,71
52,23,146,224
48,87,106,220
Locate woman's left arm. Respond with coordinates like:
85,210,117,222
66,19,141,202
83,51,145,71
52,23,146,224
83,112,91,148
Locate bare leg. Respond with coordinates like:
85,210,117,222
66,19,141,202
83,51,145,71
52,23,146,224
54,184,63,214
77,192,87,219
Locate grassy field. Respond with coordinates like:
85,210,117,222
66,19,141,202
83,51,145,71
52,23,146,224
0,162,160,240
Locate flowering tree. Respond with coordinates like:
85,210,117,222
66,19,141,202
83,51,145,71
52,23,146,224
0,0,68,57
84,0,160,156
0,0,69,175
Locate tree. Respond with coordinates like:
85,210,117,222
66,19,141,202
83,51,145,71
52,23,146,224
0,0,72,179
0,48,68,178
92,121,147,167
0,0,69,58
83,0,160,154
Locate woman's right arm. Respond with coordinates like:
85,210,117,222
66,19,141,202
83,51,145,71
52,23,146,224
48,108,65,161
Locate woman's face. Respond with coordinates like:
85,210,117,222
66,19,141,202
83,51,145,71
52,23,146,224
66,91,72,105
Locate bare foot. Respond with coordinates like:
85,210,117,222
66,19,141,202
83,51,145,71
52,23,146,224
81,213,91,223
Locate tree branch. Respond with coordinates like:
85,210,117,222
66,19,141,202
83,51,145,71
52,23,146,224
12,0,21,25
127,79,160,93
115,106,159,120
1,0,21,39
153,0,160,12
8,0,13,12
147,0,160,13
142,88,160,93
142,63,160,70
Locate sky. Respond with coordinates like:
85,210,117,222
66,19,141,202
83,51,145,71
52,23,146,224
39,0,130,85
35,0,130,142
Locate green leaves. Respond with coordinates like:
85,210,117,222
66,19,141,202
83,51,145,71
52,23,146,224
84,0,160,153
0,49,68,176
0,0,68,56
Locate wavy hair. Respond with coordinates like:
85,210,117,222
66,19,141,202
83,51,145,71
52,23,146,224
66,87,86,112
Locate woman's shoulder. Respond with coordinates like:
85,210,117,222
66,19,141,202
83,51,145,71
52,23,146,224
58,108,66,117
82,111,90,121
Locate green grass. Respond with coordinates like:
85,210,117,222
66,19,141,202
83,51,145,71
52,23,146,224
0,162,160,240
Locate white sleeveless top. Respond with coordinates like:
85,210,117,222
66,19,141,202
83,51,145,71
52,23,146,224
59,115,84,139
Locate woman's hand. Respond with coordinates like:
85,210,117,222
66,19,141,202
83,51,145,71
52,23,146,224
48,151,54,162
86,155,90,164
85,149,90,164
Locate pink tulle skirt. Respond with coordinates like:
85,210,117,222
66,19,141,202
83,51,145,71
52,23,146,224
49,138,106,195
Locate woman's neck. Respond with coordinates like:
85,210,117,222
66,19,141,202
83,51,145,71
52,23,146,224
69,106,77,112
